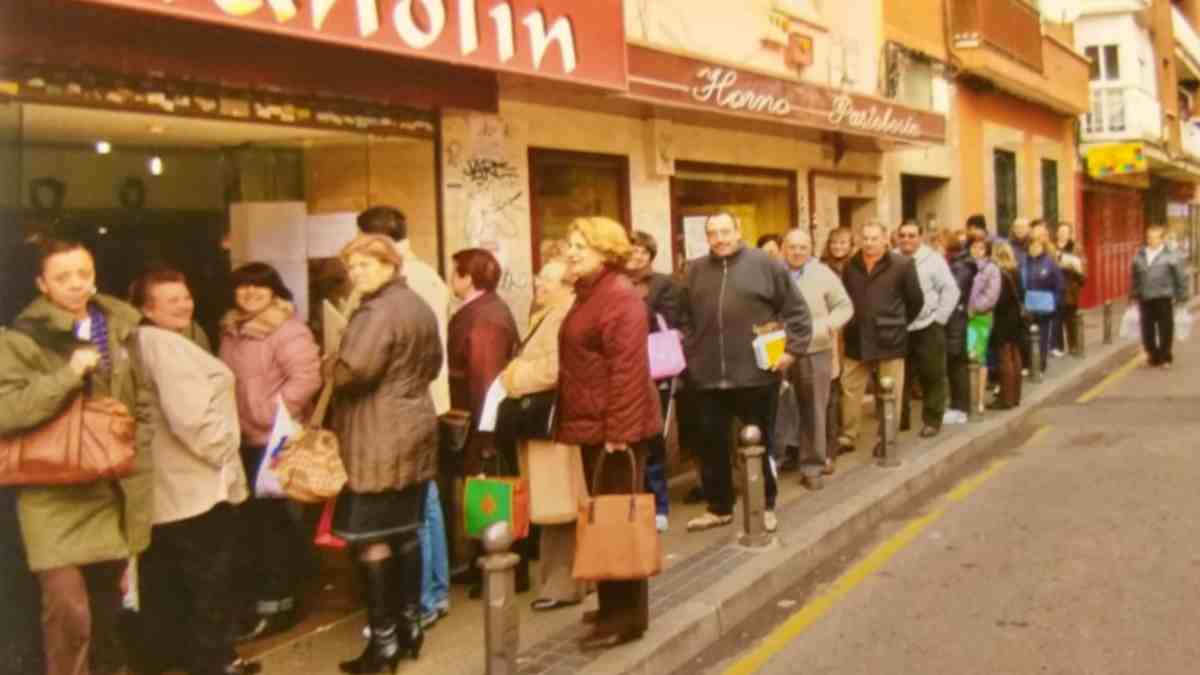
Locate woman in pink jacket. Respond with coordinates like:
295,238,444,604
219,262,322,643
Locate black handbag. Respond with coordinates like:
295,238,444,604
438,409,471,456
495,390,557,441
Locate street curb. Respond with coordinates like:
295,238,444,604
587,337,1141,675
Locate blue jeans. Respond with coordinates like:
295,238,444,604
418,480,449,614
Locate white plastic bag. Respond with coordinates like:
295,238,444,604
257,396,299,498
1176,307,1193,340
1119,305,1140,341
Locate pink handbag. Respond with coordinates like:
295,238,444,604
647,314,686,381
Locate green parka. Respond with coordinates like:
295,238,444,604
0,294,152,572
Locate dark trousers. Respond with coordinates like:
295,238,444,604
139,503,238,674
1140,298,1176,365
693,384,780,516
1033,315,1053,372
238,446,308,618
1053,304,1080,352
997,342,1023,407
947,344,970,413
826,377,841,455
1018,321,1032,375
37,560,126,675
582,443,650,636
901,323,949,429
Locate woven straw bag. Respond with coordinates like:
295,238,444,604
273,378,347,503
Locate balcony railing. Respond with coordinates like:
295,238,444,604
1083,83,1163,142
1173,5,1200,77
950,0,1044,72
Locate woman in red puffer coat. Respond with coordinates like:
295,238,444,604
557,216,662,650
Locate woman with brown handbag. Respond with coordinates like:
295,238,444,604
558,217,663,650
328,234,443,673
0,239,152,675
495,259,581,612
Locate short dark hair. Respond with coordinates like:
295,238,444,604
451,248,502,292
756,233,782,249
899,219,922,234
229,262,293,301
967,230,992,257
36,238,89,276
966,214,988,231
357,206,408,242
129,265,187,309
630,230,659,261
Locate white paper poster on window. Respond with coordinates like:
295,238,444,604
683,216,711,261
306,212,359,259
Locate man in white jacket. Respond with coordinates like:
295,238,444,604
357,206,452,628
782,229,853,489
895,220,960,438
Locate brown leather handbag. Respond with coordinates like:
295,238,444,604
0,395,136,486
572,449,662,582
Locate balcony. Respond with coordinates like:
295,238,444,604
1083,84,1163,143
949,0,1091,115
1173,5,1200,80
950,0,1043,72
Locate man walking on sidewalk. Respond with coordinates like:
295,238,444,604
896,220,959,438
837,222,924,455
1131,224,1190,368
782,229,853,489
680,212,811,534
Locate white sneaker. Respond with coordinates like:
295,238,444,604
1051,349,1065,358
656,514,669,533
1021,369,1030,377
763,510,778,533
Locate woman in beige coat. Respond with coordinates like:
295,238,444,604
496,260,581,612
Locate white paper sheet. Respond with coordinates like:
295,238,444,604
257,396,299,498
477,377,508,433
683,215,711,261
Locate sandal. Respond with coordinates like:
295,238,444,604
531,598,579,612
686,511,733,532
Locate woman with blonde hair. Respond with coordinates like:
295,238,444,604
330,233,443,671
558,216,662,649
989,242,1025,409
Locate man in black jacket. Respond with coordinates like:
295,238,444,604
679,212,811,534
837,222,924,454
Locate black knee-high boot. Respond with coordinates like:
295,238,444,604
390,534,425,657
340,559,401,674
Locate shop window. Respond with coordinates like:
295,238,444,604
670,162,796,268
529,148,630,270
994,149,1018,238
1042,158,1059,226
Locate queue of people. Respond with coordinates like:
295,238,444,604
3,201,1187,675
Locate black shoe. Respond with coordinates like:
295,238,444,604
777,456,799,473
234,608,296,644
468,583,482,600
531,598,581,612
683,486,705,504
340,625,402,674
801,474,824,491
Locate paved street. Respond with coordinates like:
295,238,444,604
690,333,1200,675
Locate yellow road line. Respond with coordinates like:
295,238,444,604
723,427,1051,675
1075,353,1144,404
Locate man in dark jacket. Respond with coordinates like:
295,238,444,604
679,212,811,533
838,222,925,454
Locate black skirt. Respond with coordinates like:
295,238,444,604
331,482,427,544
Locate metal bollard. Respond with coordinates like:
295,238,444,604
877,376,900,468
1030,323,1043,383
1103,301,1114,345
968,355,982,422
1070,312,1085,358
737,425,771,548
480,522,519,675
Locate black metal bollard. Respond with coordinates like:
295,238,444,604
1030,323,1043,383
968,355,982,422
1103,301,1114,345
737,425,771,548
480,522,519,675
877,376,900,468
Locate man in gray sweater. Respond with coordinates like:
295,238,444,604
679,213,811,534
896,220,959,437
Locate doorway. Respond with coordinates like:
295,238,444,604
900,173,949,232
